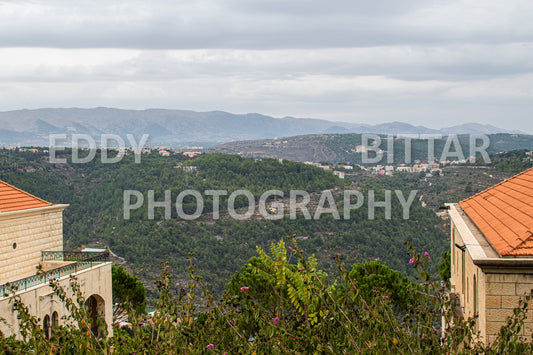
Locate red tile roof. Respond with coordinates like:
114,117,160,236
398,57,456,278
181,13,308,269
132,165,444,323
460,167,533,256
0,180,53,213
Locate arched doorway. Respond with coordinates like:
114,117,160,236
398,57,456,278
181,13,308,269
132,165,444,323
85,294,105,337
51,311,59,336
43,314,51,339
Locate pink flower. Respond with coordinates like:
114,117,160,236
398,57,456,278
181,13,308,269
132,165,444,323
274,316,279,325
424,252,430,259
240,286,249,291
206,344,214,348
382,295,389,299
409,258,415,265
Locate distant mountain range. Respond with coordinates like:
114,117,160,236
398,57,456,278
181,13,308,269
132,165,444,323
0,108,527,147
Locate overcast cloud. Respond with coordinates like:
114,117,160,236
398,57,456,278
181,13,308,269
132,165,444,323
0,0,532,132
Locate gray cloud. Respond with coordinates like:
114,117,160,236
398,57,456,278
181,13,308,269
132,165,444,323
2,45,532,83
0,0,532,133
1,0,532,49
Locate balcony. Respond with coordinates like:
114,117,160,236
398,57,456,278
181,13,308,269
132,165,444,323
41,250,110,263
0,250,110,297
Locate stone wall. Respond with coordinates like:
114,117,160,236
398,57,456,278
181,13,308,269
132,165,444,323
0,205,67,284
484,272,533,342
0,262,113,338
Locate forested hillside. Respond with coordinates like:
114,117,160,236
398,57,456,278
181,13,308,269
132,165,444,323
0,149,452,303
212,133,533,164
479,149,533,172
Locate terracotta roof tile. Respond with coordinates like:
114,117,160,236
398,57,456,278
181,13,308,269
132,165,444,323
0,180,53,213
459,167,533,256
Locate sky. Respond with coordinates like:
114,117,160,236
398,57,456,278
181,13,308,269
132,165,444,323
0,0,532,133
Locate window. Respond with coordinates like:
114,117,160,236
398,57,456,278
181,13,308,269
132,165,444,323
462,249,466,294
52,311,59,336
43,314,50,339
473,276,477,313
473,275,478,331
466,277,469,303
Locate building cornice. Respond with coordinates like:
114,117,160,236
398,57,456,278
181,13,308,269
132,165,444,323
473,259,533,267
0,204,69,221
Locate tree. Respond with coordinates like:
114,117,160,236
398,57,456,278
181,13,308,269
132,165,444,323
347,260,419,311
439,249,451,285
112,265,146,322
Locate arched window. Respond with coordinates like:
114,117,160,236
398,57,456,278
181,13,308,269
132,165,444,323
85,294,106,337
466,277,469,304
473,275,478,314
52,311,59,333
43,314,51,339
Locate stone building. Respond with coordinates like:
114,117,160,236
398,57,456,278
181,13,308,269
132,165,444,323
448,167,533,342
0,180,112,338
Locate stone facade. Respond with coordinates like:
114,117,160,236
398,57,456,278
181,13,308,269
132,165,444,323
483,271,533,342
0,262,112,338
0,203,113,338
0,205,67,285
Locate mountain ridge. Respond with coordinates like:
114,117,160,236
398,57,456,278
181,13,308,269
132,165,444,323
0,107,527,147
210,133,533,164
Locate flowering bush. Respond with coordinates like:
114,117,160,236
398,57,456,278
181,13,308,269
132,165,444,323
1,236,533,353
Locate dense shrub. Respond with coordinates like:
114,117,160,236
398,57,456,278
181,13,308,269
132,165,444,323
1,237,532,354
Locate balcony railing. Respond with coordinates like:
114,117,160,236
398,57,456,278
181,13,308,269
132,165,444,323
41,250,110,263
0,251,109,297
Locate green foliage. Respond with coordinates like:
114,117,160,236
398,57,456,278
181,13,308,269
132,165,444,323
2,239,533,353
2,147,533,352
112,265,147,316
347,260,419,311
0,149,448,302
439,249,451,284
480,149,533,172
